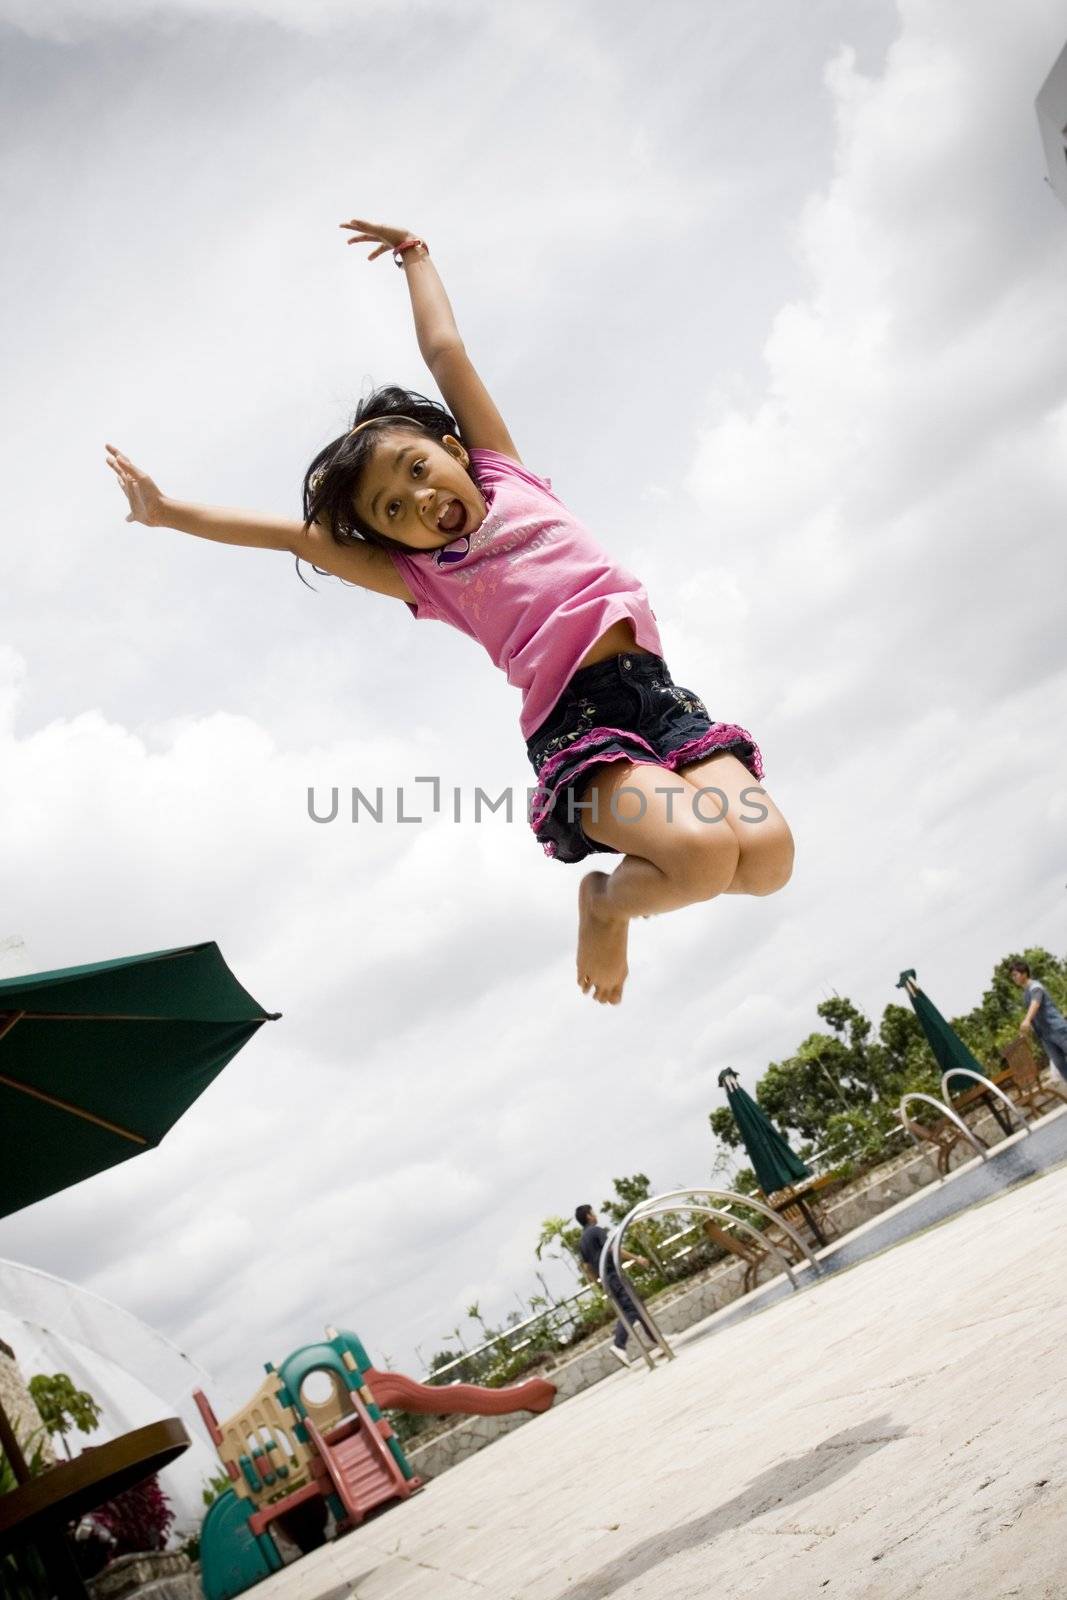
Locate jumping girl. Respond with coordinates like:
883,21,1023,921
106,218,794,1005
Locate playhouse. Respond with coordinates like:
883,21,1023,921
194,1325,554,1597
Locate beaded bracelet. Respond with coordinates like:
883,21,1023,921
393,237,428,267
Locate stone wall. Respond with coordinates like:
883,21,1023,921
0,1337,56,1468
88,1551,201,1600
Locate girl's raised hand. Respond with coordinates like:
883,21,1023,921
105,444,165,525
339,217,415,261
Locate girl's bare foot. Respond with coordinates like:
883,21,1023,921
577,871,630,1005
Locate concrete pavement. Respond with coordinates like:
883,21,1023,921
252,1160,1067,1599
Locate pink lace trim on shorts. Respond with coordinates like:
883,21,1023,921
533,724,661,792
530,722,764,848
663,724,764,782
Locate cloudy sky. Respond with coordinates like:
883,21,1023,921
1,0,1065,1404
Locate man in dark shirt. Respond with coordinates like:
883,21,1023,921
575,1204,654,1367
1011,961,1067,1082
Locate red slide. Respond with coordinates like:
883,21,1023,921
364,1367,556,1417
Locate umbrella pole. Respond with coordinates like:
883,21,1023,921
0,1396,31,1485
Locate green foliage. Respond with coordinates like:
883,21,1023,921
534,1214,582,1277
0,1421,48,1495
392,1293,594,1444
464,1301,493,1341
1,1428,51,1600
599,1172,699,1273
819,1105,902,1167
28,1372,102,1459
201,1470,231,1507
708,948,1065,1174
708,1106,740,1150
1,1546,49,1600
0,1433,48,1491
753,993,920,1147
599,1173,652,1223
954,949,1067,1062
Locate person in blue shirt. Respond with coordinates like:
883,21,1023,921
1010,961,1067,1083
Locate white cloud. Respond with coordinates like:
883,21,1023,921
0,0,416,42
2,0,1066,1405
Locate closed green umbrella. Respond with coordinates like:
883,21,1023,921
717,1067,810,1195
895,969,984,1095
0,941,279,1221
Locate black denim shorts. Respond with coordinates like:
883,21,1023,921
526,652,763,864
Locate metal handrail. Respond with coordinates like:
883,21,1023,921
599,1187,821,1371
606,1203,804,1369
621,1188,818,1272
422,1283,601,1384
938,1068,1030,1133
898,1092,988,1165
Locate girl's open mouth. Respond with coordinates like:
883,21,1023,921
436,498,467,536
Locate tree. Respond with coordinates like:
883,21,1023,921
877,1002,931,1083
428,1348,461,1376
708,1105,741,1150
599,1173,652,1224
708,948,1067,1170
707,1116,757,1192
28,1373,102,1460
954,948,1067,1063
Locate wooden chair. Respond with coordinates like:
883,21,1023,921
898,1102,983,1177
700,1215,808,1294
700,1219,768,1293
999,1035,1067,1115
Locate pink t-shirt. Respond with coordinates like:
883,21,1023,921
387,450,663,739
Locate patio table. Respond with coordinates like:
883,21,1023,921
0,1417,190,1598
764,1172,839,1248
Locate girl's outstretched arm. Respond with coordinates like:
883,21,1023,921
105,445,414,600
340,217,521,462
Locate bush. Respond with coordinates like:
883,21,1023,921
75,1474,175,1576
820,1105,903,1168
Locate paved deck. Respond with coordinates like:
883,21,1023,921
255,1159,1067,1599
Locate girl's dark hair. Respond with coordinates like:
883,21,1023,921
1009,960,1031,977
301,384,460,560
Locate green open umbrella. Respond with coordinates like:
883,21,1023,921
895,969,984,1095
717,1067,810,1195
0,941,279,1220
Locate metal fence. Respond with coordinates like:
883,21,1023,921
422,1283,606,1385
